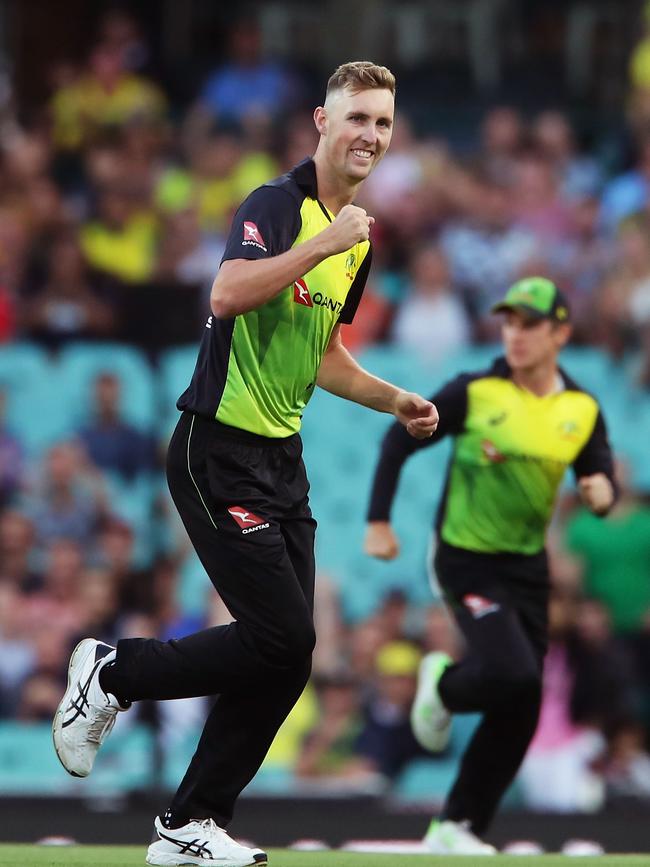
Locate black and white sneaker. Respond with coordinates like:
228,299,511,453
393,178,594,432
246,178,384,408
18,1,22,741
146,816,268,866
52,638,129,778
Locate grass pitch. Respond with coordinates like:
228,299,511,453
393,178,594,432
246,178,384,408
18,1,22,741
1,846,650,866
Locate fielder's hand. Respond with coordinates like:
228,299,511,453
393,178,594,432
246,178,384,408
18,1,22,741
578,473,614,515
365,521,400,560
393,390,439,439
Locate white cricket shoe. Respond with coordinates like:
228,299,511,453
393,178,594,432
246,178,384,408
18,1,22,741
424,819,497,855
52,638,129,777
410,651,452,752
146,816,268,866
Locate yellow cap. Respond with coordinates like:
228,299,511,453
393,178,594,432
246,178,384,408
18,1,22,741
375,641,421,676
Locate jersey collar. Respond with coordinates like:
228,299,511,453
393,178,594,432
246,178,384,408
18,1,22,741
291,157,319,199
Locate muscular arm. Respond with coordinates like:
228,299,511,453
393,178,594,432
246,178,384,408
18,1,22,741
211,242,329,318
317,326,439,438
211,204,374,318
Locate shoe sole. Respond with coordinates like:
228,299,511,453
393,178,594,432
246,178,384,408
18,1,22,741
146,851,268,866
52,638,98,778
410,653,451,753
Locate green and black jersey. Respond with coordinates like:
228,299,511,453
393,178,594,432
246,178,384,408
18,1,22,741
178,158,371,437
368,357,616,556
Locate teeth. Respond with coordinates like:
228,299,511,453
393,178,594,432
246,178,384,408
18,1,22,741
352,149,373,158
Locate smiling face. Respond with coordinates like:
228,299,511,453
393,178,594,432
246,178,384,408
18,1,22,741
314,85,394,184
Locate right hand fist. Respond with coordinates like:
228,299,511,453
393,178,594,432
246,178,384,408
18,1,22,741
364,521,399,560
322,204,374,255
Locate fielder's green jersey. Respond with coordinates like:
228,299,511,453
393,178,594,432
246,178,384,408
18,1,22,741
178,159,371,437
368,357,615,556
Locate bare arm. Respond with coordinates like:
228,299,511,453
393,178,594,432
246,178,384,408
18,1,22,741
211,205,374,318
317,326,439,439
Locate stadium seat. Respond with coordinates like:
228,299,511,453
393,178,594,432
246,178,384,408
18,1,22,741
0,720,154,795
158,344,200,438
0,343,70,454
57,342,157,434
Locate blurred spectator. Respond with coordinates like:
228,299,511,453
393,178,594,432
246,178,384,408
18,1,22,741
548,195,615,336
312,573,346,677
74,566,121,646
97,8,151,74
0,584,35,716
338,280,392,355
186,20,301,133
511,149,572,244
23,441,107,550
354,641,426,779
50,44,167,153
92,519,153,615
440,177,539,322
519,593,640,812
532,111,603,202
280,113,319,172
475,106,524,185
295,669,380,790
155,206,220,299
76,371,155,482
157,131,277,235
348,617,389,684
600,135,650,234
80,185,158,284
421,604,461,658
15,626,70,721
0,389,23,507
628,1,650,134
0,511,38,590
21,538,86,638
20,232,116,347
594,214,650,356
391,245,471,359
0,206,29,330
564,469,650,634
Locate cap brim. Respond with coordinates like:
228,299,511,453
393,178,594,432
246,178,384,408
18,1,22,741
491,302,547,319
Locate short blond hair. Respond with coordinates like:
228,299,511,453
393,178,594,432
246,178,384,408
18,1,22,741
326,61,396,98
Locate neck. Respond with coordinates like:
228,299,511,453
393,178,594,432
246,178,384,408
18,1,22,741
313,150,359,214
511,357,559,396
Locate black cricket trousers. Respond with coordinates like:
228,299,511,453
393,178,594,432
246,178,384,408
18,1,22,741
434,541,550,835
104,411,317,827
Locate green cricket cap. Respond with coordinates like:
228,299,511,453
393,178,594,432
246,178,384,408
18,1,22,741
491,277,570,322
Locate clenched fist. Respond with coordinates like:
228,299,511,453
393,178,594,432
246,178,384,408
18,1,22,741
393,390,439,439
320,204,374,256
578,473,614,516
365,521,400,560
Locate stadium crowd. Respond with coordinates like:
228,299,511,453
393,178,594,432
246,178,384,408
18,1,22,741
1,7,650,813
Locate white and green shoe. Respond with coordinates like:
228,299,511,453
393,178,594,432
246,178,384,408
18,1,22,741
424,819,497,855
410,651,452,752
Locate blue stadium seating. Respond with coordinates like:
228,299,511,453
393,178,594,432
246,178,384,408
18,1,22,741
57,342,156,434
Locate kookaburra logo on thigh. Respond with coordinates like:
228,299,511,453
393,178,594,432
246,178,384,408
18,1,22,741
227,506,270,534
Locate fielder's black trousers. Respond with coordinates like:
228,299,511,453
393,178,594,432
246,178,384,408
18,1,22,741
435,540,550,836
104,412,317,827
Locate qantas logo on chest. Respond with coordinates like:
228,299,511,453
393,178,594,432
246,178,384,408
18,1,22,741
227,505,270,534
242,222,267,252
293,278,343,314
293,278,313,306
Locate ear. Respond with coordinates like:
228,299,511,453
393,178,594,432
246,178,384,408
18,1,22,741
313,106,327,136
556,322,573,347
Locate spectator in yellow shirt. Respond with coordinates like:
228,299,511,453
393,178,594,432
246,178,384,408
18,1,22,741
50,44,166,152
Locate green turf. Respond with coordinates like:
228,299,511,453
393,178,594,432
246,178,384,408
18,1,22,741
1,846,650,866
